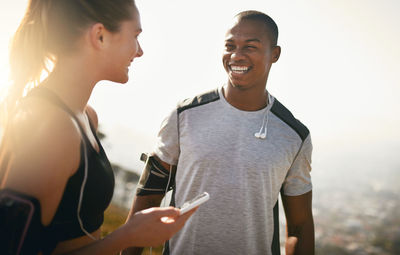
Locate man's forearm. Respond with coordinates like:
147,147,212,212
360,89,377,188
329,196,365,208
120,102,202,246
121,247,143,255
285,217,315,255
121,194,164,255
126,194,164,219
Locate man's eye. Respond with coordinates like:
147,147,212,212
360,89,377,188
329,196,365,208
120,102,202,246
225,44,234,50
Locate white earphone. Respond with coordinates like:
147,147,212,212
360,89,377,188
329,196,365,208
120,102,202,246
254,93,272,140
254,131,267,139
254,114,268,139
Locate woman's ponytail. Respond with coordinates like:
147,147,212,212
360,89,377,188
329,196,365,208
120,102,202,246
1,0,51,125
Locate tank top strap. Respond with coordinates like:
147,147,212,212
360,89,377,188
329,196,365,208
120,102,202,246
27,87,89,141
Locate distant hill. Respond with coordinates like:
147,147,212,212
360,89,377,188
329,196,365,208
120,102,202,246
111,163,140,209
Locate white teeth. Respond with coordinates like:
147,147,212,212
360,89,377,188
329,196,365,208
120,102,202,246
230,66,249,73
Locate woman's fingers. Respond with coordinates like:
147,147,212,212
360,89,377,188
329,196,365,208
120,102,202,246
141,206,180,219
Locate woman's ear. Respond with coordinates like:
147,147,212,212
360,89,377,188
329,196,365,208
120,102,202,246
272,46,281,63
89,23,106,50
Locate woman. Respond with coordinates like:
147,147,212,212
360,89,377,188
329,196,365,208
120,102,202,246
0,0,195,254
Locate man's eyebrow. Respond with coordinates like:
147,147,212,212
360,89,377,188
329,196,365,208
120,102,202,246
224,38,261,43
245,38,261,43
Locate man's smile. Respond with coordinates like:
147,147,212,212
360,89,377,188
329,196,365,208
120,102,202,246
229,65,252,74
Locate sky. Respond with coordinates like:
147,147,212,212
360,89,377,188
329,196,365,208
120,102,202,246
1,0,399,183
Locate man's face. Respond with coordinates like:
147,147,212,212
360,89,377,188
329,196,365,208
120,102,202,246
222,19,280,90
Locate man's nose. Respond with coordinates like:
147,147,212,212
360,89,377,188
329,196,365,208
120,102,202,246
230,49,246,61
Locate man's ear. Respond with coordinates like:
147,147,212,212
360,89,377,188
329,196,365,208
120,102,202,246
272,46,281,63
89,23,106,50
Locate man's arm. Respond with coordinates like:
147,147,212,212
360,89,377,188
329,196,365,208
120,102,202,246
281,190,314,255
122,158,173,255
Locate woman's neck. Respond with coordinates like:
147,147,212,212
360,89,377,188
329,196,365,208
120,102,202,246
42,58,98,113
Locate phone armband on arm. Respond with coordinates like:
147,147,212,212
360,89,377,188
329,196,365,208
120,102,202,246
136,153,175,196
0,189,43,255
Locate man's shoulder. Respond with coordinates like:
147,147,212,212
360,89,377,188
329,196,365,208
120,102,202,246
270,98,310,141
177,88,220,114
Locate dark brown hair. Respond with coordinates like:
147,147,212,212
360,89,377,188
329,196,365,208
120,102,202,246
2,0,136,125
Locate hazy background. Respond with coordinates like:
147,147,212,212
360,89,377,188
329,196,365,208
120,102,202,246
1,0,399,175
1,0,400,253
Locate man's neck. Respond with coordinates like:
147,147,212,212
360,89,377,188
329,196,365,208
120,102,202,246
223,83,268,111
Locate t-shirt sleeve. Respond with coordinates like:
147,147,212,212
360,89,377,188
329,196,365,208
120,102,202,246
153,108,180,166
282,133,313,196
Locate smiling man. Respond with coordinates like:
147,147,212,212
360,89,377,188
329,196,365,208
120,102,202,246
125,10,314,255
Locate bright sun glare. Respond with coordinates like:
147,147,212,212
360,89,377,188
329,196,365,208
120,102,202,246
0,1,28,94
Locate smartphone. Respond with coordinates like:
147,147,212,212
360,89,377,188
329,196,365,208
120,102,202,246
179,192,209,215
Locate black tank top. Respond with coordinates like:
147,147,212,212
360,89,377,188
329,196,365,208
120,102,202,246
28,87,115,253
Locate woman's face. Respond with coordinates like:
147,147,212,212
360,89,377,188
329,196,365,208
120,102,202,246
104,7,143,84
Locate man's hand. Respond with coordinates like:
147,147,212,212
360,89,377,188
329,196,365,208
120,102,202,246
281,191,314,255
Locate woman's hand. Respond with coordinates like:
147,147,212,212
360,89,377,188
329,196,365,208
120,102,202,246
123,206,197,247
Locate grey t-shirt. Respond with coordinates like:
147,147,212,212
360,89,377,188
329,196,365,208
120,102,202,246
154,87,312,255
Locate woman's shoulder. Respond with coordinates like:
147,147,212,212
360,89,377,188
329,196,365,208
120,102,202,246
10,97,81,161
3,98,82,223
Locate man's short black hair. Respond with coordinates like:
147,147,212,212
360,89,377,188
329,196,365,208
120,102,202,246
235,10,279,46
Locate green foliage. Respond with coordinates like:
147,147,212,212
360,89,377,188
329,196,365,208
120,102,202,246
102,203,128,237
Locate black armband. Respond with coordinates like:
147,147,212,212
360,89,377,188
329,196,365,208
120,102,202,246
0,189,43,255
136,153,175,196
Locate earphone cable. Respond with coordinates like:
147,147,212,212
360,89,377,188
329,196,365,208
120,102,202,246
76,122,97,240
